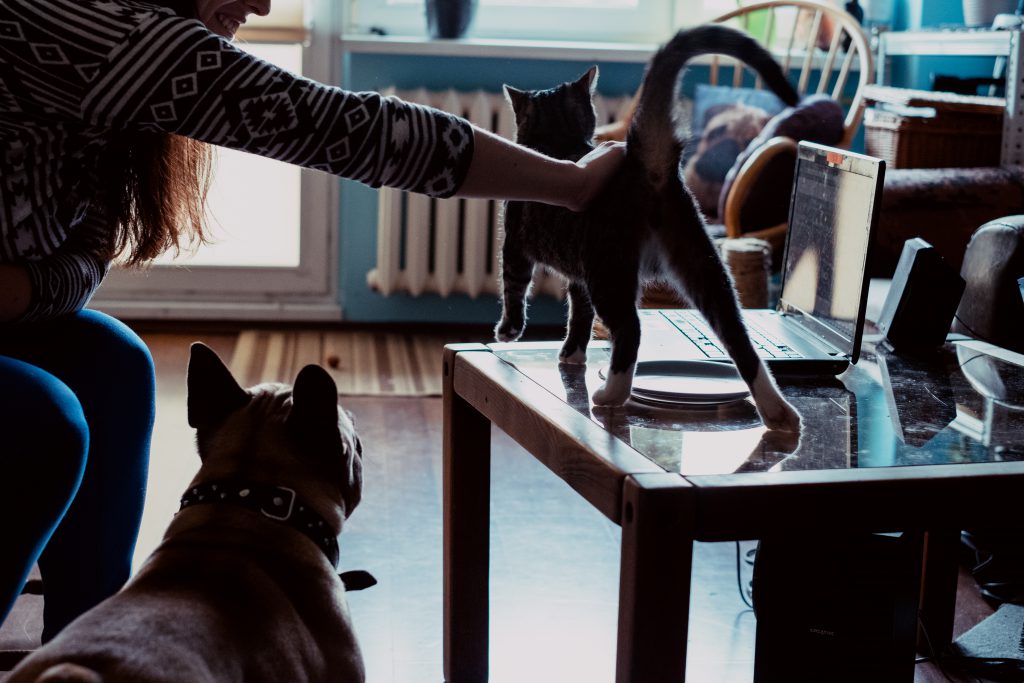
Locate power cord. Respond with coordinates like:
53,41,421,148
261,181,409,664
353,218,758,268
916,613,965,683
953,313,1001,349
735,541,755,609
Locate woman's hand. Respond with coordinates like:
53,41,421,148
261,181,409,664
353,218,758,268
566,140,627,212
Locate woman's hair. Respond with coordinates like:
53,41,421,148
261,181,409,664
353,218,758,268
101,133,214,267
102,0,214,267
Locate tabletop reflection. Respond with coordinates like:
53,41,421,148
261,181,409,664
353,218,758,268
490,338,1024,477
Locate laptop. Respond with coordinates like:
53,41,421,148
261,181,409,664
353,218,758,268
639,141,886,376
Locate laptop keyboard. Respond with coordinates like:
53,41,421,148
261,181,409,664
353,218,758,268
662,310,805,359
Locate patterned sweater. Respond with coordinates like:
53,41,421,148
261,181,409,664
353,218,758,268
0,0,475,323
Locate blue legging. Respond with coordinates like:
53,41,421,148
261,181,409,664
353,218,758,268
0,309,154,641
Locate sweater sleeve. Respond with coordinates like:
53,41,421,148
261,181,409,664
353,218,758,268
84,12,475,198
15,211,110,324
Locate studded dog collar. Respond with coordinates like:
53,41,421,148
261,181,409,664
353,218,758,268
178,480,340,568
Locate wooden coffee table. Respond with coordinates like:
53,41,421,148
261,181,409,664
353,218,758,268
442,339,1024,683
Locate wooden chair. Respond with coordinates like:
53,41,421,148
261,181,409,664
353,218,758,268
596,0,873,253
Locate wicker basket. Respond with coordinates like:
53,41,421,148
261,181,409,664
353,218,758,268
863,85,1005,169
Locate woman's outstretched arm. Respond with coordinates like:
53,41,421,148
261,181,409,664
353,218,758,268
456,127,626,212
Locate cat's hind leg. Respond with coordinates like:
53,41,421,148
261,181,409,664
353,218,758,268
657,192,801,433
588,282,641,407
559,283,595,365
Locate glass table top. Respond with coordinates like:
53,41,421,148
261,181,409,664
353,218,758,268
489,337,1024,477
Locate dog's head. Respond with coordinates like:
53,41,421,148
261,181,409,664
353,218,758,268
185,343,363,524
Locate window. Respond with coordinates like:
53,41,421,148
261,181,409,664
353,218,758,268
348,0,751,43
348,0,677,43
152,42,303,269
93,0,341,320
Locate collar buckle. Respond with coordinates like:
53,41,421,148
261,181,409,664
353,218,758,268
259,485,296,522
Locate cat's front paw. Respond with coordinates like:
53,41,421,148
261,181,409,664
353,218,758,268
757,426,801,455
495,320,524,343
592,370,633,407
760,399,802,434
558,346,587,365
751,367,802,433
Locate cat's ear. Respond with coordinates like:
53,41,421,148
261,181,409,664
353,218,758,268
503,84,530,117
576,66,599,95
187,342,250,432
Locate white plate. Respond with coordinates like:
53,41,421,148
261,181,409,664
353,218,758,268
601,360,751,405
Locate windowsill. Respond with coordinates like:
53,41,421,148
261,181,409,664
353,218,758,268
340,33,658,62
339,33,857,71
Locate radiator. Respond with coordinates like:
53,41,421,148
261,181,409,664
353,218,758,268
366,87,633,299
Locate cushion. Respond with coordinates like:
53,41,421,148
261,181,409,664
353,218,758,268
953,217,1024,353
682,85,789,217
717,95,845,228
691,83,787,132
683,102,772,216
873,167,1024,276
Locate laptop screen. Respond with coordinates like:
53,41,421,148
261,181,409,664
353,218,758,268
778,142,885,361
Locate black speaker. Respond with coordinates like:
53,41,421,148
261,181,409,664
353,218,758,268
752,532,924,683
877,238,965,354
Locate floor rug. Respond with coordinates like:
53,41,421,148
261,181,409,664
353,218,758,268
229,329,485,397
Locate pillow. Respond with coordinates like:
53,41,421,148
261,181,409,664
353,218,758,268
716,95,845,227
692,83,787,133
683,102,773,217
681,85,790,216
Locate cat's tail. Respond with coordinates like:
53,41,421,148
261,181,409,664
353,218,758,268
626,24,799,182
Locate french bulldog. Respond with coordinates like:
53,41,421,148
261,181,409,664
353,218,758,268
9,342,365,683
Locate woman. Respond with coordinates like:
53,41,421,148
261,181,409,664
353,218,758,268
0,0,625,639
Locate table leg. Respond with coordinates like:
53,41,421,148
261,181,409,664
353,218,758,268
443,352,492,683
917,529,961,654
617,473,694,683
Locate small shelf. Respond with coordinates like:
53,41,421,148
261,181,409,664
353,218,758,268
879,28,1012,59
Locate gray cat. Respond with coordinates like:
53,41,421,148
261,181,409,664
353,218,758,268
497,25,801,432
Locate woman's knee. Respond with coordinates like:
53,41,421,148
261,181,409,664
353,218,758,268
72,310,156,393
0,310,156,404
0,358,88,501
50,311,157,431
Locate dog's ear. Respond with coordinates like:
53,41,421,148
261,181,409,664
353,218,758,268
289,364,340,429
187,342,250,431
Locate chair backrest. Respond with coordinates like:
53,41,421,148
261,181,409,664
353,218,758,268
711,0,873,148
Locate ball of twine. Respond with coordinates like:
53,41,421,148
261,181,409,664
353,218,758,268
721,237,772,309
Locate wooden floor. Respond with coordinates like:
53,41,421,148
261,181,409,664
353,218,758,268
1,325,1000,682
